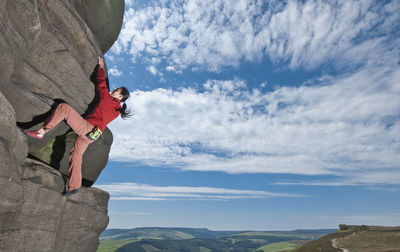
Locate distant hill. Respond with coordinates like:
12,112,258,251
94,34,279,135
98,227,335,252
100,227,241,240
292,224,400,252
100,227,334,241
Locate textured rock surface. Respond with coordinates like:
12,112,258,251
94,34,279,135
72,0,125,53
0,92,27,214
0,0,124,251
1,0,97,122
0,159,109,252
0,0,124,184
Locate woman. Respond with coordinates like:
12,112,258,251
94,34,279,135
24,57,130,196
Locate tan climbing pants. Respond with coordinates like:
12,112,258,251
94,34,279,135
42,103,94,191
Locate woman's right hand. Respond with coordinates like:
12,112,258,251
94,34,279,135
98,56,105,68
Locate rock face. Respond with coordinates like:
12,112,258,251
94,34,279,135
0,0,125,184
338,224,370,231
0,160,109,252
72,0,125,53
0,0,124,251
0,92,26,215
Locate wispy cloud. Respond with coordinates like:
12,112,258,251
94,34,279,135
108,64,400,185
109,66,123,77
105,0,400,187
111,0,400,72
275,173,400,187
97,182,304,201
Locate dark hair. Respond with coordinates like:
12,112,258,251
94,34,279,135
118,86,132,119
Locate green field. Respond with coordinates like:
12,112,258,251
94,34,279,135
97,239,136,252
257,241,299,252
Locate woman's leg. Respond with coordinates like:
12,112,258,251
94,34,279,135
68,135,93,191
40,103,94,192
41,103,93,136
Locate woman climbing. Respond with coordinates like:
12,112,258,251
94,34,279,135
24,57,131,196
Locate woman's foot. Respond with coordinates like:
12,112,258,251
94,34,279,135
24,129,44,139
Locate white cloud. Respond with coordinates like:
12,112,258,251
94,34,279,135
146,65,158,76
109,66,123,77
106,0,400,187
96,182,304,201
275,171,400,187
105,55,115,62
111,0,400,72
125,0,135,7
108,64,400,185
166,65,181,74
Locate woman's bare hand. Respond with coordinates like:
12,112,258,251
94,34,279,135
98,56,105,68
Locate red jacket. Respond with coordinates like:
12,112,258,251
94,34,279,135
86,67,121,132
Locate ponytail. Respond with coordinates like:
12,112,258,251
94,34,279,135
120,102,132,119
118,86,132,119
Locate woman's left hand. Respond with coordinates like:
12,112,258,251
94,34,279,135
98,56,105,68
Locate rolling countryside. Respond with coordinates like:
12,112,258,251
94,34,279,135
98,227,334,251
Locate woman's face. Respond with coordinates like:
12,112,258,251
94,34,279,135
111,88,123,100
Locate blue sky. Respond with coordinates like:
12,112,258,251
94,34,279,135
94,0,400,230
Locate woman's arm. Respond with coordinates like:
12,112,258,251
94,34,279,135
97,57,111,98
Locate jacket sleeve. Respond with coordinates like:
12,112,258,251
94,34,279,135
97,67,111,99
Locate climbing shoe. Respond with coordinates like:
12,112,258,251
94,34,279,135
24,130,44,139
62,188,79,196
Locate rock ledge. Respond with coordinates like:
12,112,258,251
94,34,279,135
0,159,109,252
